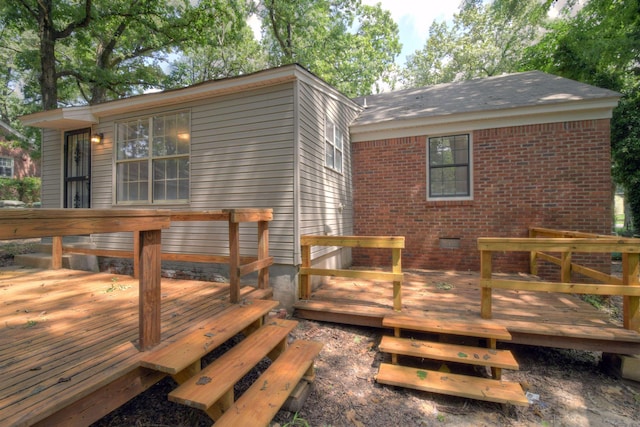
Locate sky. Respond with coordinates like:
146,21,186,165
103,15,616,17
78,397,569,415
361,0,460,65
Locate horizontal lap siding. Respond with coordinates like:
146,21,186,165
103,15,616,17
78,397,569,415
91,83,296,264
298,81,360,260
40,129,62,208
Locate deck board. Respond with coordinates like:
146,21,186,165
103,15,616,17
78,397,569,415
0,267,269,427
295,269,640,353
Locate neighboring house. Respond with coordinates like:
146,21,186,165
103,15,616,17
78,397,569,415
21,66,620,307
0,119,39,179
349,71,620,274
21,65,361,307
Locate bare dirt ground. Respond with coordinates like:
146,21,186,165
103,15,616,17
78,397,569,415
2,244,640,426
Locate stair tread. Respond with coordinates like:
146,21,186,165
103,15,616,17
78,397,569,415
168,318,298,410
140,299,278,374
376,363,528,406
379,336,519,370
214,340,323,427
383,313,511,340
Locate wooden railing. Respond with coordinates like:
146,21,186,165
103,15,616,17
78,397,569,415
478,227,640,332
0,209,171,350
57,209,273,304
299,235,404,310
0,208,273,350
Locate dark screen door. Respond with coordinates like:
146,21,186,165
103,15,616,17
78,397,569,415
64,129,91,208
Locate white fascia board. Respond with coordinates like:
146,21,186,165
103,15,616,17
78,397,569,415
21,66,301,129
91,67,299,118
20,106,97,130
350,97,619,142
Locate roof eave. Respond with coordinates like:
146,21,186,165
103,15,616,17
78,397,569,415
350,97,620,142
20,65,306,130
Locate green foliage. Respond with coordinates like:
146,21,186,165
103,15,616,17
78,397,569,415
403,0,552,86
281,412,311,427
261,0,401,97
0,177,41,204
522,0,640,232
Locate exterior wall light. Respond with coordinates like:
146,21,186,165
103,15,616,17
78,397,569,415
91,133,104,144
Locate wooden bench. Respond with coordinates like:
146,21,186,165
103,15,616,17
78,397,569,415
140,299,278,382
168,318,298,418
213,340,323,427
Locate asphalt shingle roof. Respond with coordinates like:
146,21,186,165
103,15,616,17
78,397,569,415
352,71,620,126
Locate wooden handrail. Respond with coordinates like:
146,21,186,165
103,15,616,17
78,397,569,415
299,235,404,311
0,209,172,350
479,229,640,333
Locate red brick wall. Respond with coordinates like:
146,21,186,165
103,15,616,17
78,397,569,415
351,120,612,274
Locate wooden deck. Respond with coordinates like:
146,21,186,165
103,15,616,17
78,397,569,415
0,267,271,427
293,269,640,355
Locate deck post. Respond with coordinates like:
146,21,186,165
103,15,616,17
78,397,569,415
258,220,269,289
480,250,493,319
133,231,140,279
529,228,538,275
299,242,311,299
392,247,402,311
229,216,240,303
139,229,162,350
623,252,640,332
560,251,572,283
51,236,63,269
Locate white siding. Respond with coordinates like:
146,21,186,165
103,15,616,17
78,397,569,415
89,83,297,264
40,129,62,208
297,80,361,261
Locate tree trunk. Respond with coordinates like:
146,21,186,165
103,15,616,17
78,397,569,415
38,0,58,110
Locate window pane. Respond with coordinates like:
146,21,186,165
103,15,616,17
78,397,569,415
325,141,334,168
116,161,147,202
429,134,470,198
117,120,149,160
335,150,343,173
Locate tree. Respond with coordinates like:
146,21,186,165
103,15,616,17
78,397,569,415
260,0,401,97
165,0,266,87
0,0,93,110
522,0,640,232
403,0,552,86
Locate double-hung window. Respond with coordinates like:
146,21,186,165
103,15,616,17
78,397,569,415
325,118,343,173
115,111,190,204
428,134,471,199
0,157,13,178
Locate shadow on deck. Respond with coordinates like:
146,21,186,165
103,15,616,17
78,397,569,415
293,269,640,355
0,267,272,427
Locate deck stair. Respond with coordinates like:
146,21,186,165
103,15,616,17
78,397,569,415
376,313,528,406
140,299,323,425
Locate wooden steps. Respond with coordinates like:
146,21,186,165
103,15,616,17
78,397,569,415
377,363,529,406
379,336,519,370
140,299,278,375
377,313,527,406
168,318,298,411
141,299,322,425
214,340,323,427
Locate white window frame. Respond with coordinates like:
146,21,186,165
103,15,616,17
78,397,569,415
325,117,343,173
114,110,191,205
427,133,473,201
0,157,14,178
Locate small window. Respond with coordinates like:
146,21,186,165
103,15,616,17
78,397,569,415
428,134,471,199
325,118,343,173
0,157,14,178
115,111,190,204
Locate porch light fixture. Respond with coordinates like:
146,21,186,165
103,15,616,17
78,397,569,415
91,133,103,144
